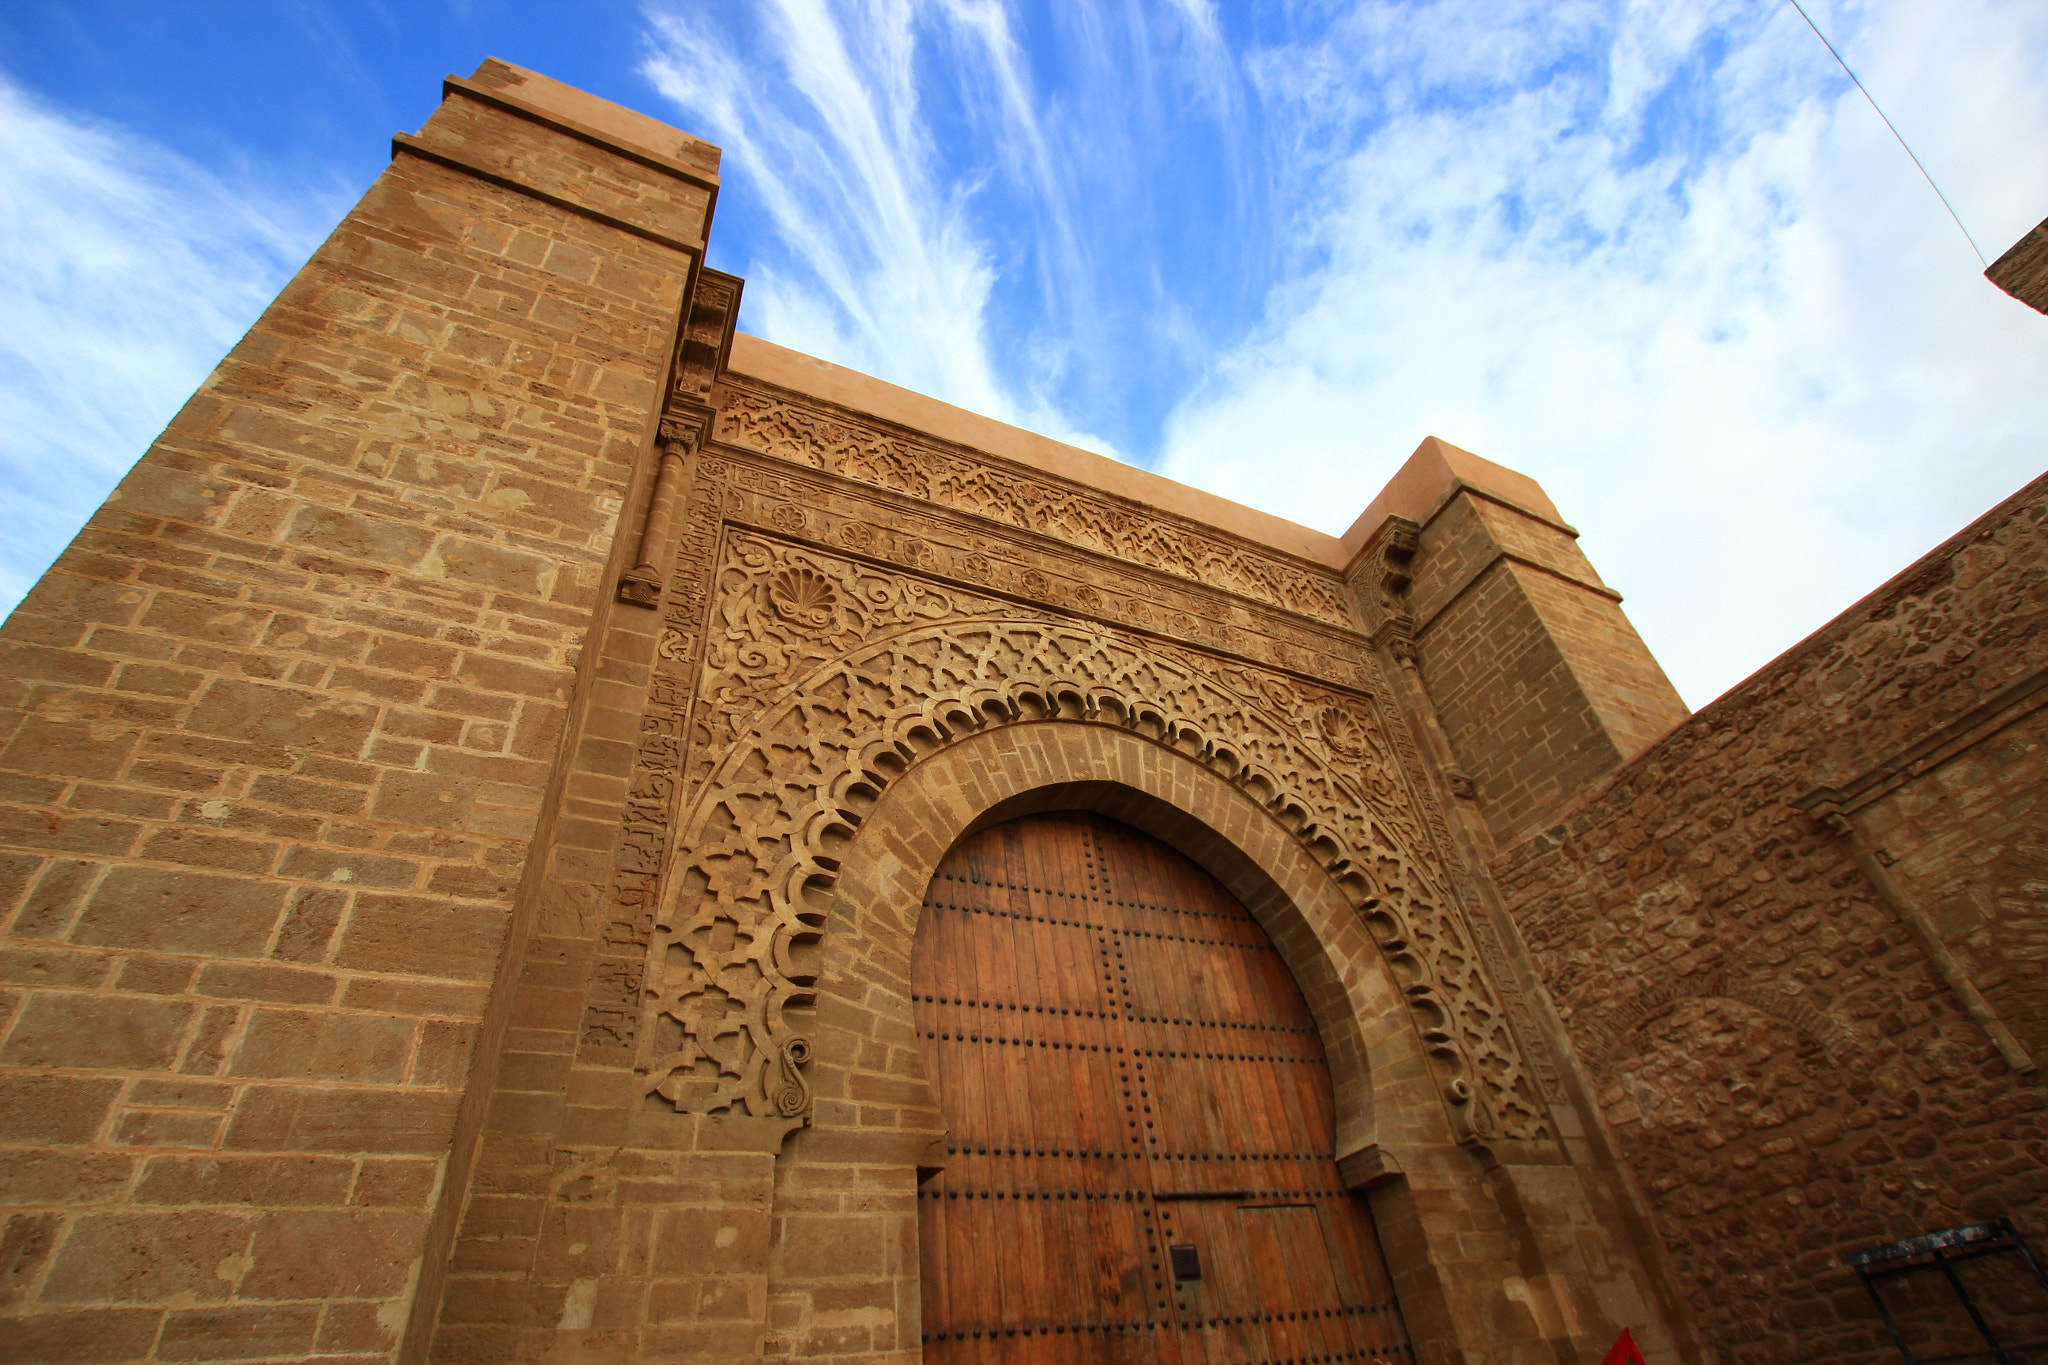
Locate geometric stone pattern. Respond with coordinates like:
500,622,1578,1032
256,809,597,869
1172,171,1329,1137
629,524,1550,1140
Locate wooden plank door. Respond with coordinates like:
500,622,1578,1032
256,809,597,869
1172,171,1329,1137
913,812,1412,1364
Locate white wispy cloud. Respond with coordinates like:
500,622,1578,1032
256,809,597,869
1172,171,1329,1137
0,72,339,616
642,0,2045,709
637,0,1233,457
1156,0,2048,706
641,0,1022,427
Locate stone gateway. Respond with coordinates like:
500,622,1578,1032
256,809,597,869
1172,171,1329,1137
0,59,2042,1365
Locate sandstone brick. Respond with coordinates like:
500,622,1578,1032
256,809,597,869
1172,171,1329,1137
126,1079,232,1108
176,1005,243,1077
0,643,113,689
136,592,268,649
69,783,176,820
316,1299,401,1355
134,1155,354,1208
334,893,509,981
0,1075,122,1146
71,866,287,958
351,1157,440,1208
278,852,419,898
0,1150,134,1205
0,807,138,857
0,945,112,990
0,1307,162,1362
0,716,139,782
221,1085,459,1154
368,771,476,831
228,1006,417,1084
192,961,336,1004
453,653,571,702
241,1208,425,1299
260,614,371,663
217,406,361,468
10,574,145,629
0,1210,64,1311
110,461,237,526
0,993,196,1071
428,537,553,596
340,975,489,1018
184,677,376,757
109,1109,222,1149
268,888,347,967
244,773,369,816
137,827,278,875
39,1210,252,1304
7,860,100,940
414,1019,481,1088
157,1304,321,1362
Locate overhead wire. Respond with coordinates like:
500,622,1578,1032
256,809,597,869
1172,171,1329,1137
1783,0,1988,267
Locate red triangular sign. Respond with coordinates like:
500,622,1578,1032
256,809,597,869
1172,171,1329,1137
1601,1327,1648,1365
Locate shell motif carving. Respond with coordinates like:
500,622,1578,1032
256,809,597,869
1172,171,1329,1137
1318,705,1368,760
767,567,839,629
636,535,1552,1140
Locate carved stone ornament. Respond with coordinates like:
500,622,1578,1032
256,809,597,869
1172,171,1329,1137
1317,705,1369,760
766,567,839,629
713,386,1355,628
1371,615,1418,668
1443,1077,1497,1144
634,532,1552,1139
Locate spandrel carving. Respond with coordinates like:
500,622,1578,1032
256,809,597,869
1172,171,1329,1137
638,534,1551,1138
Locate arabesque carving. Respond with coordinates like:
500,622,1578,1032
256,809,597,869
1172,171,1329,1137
712,385,1356,629
710,451,1377,694
635,533,1551,1140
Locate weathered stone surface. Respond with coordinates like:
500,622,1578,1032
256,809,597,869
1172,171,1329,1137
1494,473,2048,1363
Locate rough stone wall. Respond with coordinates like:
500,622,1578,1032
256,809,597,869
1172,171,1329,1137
1492,473,2048,1363
0,62,710,1364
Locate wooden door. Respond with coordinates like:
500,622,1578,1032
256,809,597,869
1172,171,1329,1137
913,811,1412,1364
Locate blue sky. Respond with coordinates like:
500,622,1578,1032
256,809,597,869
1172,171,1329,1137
4,0,2045,709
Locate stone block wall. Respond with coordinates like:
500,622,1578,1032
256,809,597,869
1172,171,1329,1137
1352,439,1691,851
1491,473,2048,1362
0,60,713,1363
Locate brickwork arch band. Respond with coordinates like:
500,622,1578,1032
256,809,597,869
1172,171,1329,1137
809,720,1460,1177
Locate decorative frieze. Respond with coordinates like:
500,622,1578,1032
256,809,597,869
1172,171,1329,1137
712,384,1357,630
